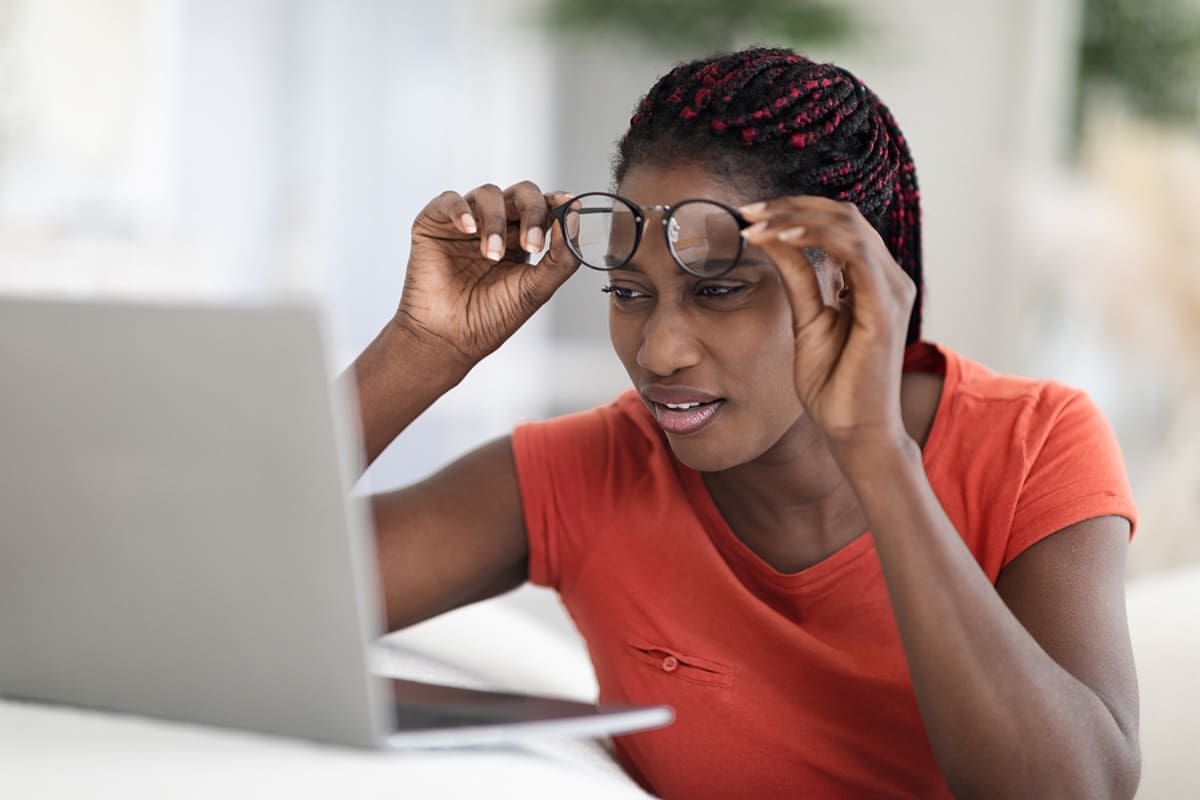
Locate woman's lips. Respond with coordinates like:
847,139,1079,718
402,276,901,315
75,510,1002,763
651,399,725,435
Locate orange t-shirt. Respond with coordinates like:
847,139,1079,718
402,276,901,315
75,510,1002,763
510,342,1137,799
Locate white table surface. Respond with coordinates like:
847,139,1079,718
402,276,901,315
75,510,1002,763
0,695,651,799
0,629,650,800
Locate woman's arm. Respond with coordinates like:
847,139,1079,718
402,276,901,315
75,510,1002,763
369,436,531,631
840,438,1137,799
349,318,469,468
348,323,528,630
346,180,579,629
742,198,1138,799
348,180,577,469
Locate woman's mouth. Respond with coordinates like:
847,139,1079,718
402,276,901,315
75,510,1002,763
651,399,725,435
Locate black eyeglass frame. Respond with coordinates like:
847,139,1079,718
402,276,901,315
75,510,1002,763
548,192,751,278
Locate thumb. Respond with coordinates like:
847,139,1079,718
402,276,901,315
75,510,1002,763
755,236,826,336
528,191,581,297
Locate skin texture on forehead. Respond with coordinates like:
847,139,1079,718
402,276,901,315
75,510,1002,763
608,160,843,474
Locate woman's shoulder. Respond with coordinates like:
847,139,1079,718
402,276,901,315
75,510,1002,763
512,389,670,471
930,341,1097,433
921,340,1118,489
922,342,1136,571
509,390,686,554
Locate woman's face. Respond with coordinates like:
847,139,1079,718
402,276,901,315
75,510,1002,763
608,161,843,472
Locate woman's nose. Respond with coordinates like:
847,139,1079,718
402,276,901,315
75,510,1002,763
636,302,703,376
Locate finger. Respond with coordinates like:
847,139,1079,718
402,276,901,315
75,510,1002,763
739,195,858,221
506,181,549,255
534,191,581,282
541,191,580,266
739,207,862,286
418,190,477,235
740,199,904,303
739,201,872,290
752,222,898,332
740,207,854,238
746,230,828,333
556,193,583,259
464,183,509,262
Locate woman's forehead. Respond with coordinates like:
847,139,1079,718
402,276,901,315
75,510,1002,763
616,161,761,208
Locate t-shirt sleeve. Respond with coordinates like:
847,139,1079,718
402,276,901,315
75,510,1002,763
511,418,565,589
510,404,624,591
1004,388,1138,567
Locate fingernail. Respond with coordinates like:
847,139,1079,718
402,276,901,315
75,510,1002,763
741,220,769,238
486,234,504,261
460,214,477,234
739,201,767,216
778,226,807,241
525,226,544,254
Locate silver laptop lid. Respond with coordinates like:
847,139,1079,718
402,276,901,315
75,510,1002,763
0,296,388,747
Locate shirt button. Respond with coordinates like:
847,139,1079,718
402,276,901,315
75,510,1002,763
661,656,679,673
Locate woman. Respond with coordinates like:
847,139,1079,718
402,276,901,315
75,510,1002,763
351,48,1139,798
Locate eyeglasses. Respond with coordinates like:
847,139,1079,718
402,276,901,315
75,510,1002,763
548,192,751,278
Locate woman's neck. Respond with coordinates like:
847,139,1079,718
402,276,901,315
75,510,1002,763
701,415,867,573
699,370,944,573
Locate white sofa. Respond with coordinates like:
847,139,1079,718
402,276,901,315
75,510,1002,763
1126,564,1200,798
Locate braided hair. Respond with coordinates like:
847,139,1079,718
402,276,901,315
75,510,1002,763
615,48,924,345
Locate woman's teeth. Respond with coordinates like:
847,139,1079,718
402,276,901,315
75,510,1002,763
652,398,725,435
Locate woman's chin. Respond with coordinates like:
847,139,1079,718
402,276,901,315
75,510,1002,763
665,436,754,474
663,415,803,474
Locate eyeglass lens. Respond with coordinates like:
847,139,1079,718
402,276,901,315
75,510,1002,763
667,200,743,277
560,194,743,278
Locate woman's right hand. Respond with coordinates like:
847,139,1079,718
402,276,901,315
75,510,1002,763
396,180,579,371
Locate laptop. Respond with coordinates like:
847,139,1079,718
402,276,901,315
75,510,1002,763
0,295,672,749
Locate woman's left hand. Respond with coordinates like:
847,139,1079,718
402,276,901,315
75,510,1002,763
740,196,917,453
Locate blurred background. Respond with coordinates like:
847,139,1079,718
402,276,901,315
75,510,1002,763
1,0,1198,772
2,0,1195,567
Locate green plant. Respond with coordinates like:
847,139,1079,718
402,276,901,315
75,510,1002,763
1080,0,1200,128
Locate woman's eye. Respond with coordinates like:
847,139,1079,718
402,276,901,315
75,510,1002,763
601,285,648,301
696,284,744,298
